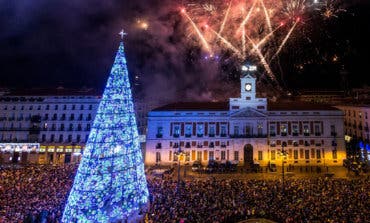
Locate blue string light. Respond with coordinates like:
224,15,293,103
62,42,148,222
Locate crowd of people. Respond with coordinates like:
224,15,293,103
0,164,369,223
146,176,369,223
0,164,77,223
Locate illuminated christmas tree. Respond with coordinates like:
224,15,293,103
62,38,149,222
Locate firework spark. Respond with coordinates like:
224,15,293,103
181,0,345,86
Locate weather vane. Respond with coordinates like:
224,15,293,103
119,29,127,39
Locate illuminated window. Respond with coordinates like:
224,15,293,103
209,125,215,136
234,151,239,161
173,124,180,137
332,150,337,159
197,124,204,137
271,150,276,160
280,124,287,136
258,151,263,160
294,150,298,159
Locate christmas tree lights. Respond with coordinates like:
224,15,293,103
62,41,148,222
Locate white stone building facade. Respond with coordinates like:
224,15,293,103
146,74,346,167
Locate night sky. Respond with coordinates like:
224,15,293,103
0,0,369,102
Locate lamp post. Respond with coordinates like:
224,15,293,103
174,144,185,192
281,143,288,193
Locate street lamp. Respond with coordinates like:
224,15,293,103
174,144,186,192
281,142,288,193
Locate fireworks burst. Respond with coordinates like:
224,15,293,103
181,0,345,87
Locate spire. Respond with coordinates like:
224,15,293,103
62,40,148,222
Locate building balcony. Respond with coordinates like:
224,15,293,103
197,145,203,148
185,144,191,148
173,134,179,138
315,133,321,136
208,134,215,137
304,133,310,136
185,134,191,138
269,133,276,137
220,133,227,137
197,134,203,137
292,132,299,136
281,132,287,137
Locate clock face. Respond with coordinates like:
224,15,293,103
245,83,252,91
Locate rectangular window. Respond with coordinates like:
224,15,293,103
245,125,251,136
300,149,304,159
292,125,299,135
311,148,315,159
303,125,310,136
156,127,163,138
209,125,215,136
185,124,192,137
269,125,276,136
258,151,263,160
156,152,161,162
77,135,81,142
314,125,321,136
294,150,298,159
173,125,180,137
271,150,276,160
209,151,214,160
234,125,239,136
59,134,64,143
280,124,287,136
186,152,190,162
220,125,227,136
316,149,321,159
332,150,337,159
55,105,58,110
305,150,309,159
169,151,172,161
330,125,336,136
197,151,202,161
257,123,263,136
197,123,204,137
221,151,226,160
234,151,239,161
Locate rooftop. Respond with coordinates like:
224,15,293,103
152,102,229,111
152,101,340,111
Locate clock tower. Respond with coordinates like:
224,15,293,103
229,64,267,111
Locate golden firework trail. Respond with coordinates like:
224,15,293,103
272,18,299,60
181,9,212,54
